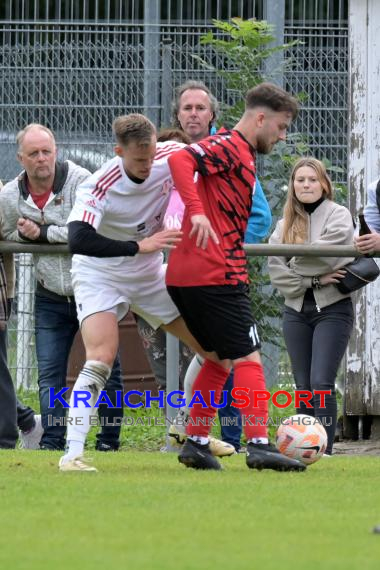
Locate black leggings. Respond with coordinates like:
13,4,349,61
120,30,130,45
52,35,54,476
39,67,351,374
283,297,353,454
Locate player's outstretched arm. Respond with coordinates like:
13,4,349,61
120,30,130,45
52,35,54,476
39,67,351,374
68,221,181,258
138,229,182,253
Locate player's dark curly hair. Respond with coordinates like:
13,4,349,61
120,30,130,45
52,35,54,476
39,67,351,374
245,82,299,119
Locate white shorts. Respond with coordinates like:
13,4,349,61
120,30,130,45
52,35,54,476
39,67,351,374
71,262,179,329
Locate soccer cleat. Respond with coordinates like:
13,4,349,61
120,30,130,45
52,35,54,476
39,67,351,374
168,411,235,457
58,455,98,472
168,423,187,448
178,438,222,470
168,409,188,448
246,442,306,472
169,425,235,457
209,436,236,457
19,414,44,450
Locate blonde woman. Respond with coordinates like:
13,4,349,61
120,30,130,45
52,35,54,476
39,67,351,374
268,158,354,455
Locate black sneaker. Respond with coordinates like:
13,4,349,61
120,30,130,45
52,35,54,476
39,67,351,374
246,442,306,472
179,438,222,470
95,442,119,452
39,443,65,451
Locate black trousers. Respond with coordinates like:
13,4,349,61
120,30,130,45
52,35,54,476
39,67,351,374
0,322,18,448
283,297,353,454
17,398,36,432
0,297,35,448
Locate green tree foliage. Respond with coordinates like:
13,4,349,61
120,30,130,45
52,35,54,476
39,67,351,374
199,18,298,125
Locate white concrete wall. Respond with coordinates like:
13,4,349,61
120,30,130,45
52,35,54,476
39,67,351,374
346,0,380,414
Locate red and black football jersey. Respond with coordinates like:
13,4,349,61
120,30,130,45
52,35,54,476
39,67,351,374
166,129,256,286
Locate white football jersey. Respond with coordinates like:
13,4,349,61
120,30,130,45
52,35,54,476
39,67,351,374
68,140,184,279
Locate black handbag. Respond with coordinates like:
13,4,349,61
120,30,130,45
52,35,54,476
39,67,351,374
336,256,380,294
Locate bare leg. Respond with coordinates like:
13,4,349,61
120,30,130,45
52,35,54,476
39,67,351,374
59,312,119,468
161,316,221,363
81,312,119,365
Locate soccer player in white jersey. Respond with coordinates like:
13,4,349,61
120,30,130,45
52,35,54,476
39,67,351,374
59,114,212,472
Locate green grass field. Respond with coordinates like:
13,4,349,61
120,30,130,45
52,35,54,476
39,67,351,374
0,451,379,570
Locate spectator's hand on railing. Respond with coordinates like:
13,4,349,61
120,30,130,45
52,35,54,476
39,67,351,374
354,231,380,255
138,229,182,254
320,269,347,286
189,214,219,249
17,218,41,240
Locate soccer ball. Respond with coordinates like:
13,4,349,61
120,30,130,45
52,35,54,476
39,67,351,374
276,414,328,465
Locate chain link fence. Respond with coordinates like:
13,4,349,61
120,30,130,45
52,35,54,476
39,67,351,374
0,1,348,182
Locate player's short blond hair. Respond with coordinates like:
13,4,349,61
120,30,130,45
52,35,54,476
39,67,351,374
112,114,156,147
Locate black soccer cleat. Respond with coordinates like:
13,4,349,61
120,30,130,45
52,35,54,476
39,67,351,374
246,442,306,472
178,438,222,471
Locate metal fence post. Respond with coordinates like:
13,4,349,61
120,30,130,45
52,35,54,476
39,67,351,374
263,0,285,86
143,0,161,126
16,254,34,389
161,37,173,127
165,332,180,451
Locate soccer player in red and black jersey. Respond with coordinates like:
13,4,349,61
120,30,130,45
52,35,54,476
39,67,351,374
166,82,305,471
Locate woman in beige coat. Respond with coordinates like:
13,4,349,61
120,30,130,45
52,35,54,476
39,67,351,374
268,158,354,455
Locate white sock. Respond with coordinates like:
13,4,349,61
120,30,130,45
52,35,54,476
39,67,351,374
182,354,203,415
189,435,209,446
65,360,111,459
248,437,269,445
64,440,84,459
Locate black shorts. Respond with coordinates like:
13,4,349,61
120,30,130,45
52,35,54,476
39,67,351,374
167,284,261,360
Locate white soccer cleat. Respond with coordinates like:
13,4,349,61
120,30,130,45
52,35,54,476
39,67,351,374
58,455,98,472
168,411,236,457
168,425,187,448
168,409,188,448
209,436,236,457
19,414,44,450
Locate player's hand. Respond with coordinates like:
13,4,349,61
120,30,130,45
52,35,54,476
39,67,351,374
17,217,41,240
189,214,219,249
319,269,347,286
138,229,183,254
355,231,380,255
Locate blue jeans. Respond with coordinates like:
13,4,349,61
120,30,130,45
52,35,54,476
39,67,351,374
218,372,242,451
35,291,123,450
